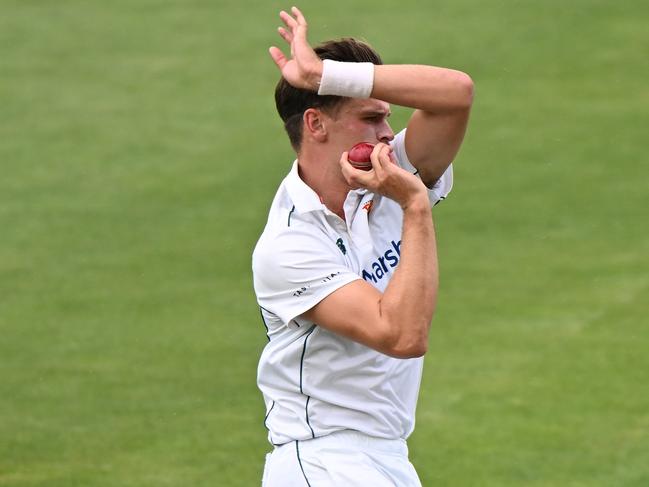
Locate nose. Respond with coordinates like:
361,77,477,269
378,120,394,144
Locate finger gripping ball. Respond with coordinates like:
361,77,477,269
348,142,375,171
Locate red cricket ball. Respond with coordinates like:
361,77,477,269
348,142,375,171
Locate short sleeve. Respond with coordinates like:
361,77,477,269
390,129,454,206
252,227,361,328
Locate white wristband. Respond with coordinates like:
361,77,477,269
317,59,375,98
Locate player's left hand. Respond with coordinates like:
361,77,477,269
269,6,323,92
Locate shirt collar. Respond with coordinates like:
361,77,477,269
284,160,326,214
284,160,371,215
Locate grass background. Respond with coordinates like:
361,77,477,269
1,0,648,485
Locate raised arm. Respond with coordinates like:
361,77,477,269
269,7,474,186
373,65,473,185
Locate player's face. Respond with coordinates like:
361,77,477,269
327,98,394,150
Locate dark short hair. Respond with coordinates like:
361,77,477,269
274,38,383,151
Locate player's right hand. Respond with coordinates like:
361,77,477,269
340,143,429,210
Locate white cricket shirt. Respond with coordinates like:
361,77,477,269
253,129,453,445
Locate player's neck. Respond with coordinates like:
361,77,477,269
297,148,350,221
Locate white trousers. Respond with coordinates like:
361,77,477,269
262,430,422,487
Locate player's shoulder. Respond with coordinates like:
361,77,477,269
389,128,409,170
389,128,454,205
253,209,330,274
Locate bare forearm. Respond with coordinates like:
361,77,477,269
372,64,474,113
378,199,437,357
373,64,473,188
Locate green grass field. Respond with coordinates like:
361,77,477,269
1,0,648,485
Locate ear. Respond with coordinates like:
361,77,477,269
303,108,328,143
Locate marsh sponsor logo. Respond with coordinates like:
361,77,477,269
361,240,401,283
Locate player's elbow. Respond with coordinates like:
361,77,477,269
423,69,474,112
375,298,434,358
387,341,428,359
380,322,430,358
453,71,474,109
